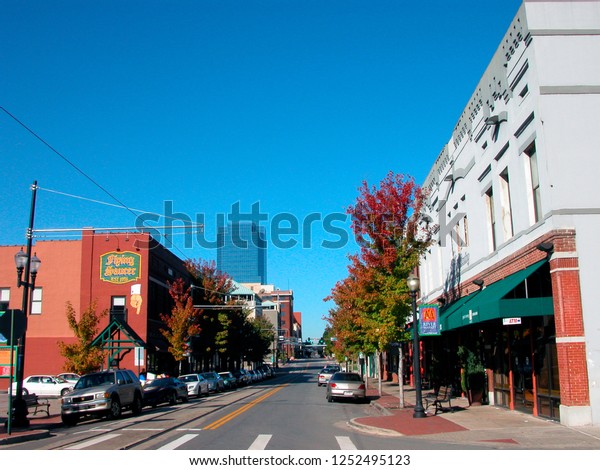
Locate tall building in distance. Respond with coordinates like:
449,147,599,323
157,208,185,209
217,221,267,284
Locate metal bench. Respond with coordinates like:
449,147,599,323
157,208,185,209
23,393,51,417
424,385,453,415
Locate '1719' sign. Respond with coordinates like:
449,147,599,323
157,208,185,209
100,251,141,284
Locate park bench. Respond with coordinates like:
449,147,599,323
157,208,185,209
424,385,453,415
22,393,51,417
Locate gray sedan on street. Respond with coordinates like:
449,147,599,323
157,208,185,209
326,372,367,403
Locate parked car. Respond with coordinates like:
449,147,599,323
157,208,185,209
178,373,210,397
218,371,238,390
200,372,225,393
317,367,338,387
326,372,367,403
57,373,81,384
10,375,74,397
60,369,143,426
258,364,274,378
232,370,250,386
143,377,189,407
248,370,259,382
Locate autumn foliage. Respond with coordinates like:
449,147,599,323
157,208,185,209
326,171,431,357
58,301,107,374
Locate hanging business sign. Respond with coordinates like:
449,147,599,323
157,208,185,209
0,346,17,379
100,251,141,284
419,304,441,336
503,317,522,325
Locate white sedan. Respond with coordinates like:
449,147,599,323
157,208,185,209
9,375,74,397
57,372,81,384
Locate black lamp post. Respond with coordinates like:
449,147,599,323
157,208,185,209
11,181,40,428
407,274,426,418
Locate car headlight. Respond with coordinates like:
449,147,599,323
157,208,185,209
62,397,72,404
94,392,110,400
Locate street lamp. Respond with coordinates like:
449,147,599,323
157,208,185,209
12,249,41,427
407,274,426,418
10,181,40,428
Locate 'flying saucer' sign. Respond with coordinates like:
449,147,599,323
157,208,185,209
100,251,141,284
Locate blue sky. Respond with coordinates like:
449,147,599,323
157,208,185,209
1,0,523,340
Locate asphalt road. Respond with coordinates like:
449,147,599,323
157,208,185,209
2,359,486,450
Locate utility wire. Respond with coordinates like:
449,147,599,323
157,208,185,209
1,106,195,261
38,186,204,227
1,106,138,219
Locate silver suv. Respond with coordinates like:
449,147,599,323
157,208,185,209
60,369,143,426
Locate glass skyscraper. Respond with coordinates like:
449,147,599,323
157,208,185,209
216,222,267,284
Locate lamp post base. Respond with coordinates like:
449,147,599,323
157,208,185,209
413,408,427,419
10,398,30,428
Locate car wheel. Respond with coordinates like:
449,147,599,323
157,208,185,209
169,391,177,405
108,397,122,419
22,388,29,395
327,393,333,403
131,393,143,416
60,388,71,396
61,414,79,426
182,395,189,403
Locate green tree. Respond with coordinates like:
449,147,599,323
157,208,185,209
327,171,431,390
58,301,107,374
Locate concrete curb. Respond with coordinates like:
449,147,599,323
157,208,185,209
0,429,51,445
347,418,404,437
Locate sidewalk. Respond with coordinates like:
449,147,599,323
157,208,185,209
350,380,600,449
0,396,62,445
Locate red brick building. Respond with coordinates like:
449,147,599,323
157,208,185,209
0,230,189,390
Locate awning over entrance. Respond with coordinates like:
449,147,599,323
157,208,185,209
91,318,146,367
441,260,553,332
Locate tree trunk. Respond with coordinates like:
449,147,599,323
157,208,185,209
398,345,405,408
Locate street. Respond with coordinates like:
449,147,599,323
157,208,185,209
2,359,484,450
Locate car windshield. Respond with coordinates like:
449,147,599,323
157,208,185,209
74,372,115,390
148,378,168,387
201,373,214,379
54,376,70,384
179,375,198,383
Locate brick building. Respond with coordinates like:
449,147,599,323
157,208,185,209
0,230,189,390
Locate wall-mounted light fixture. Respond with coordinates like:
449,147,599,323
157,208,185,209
537,241,554,253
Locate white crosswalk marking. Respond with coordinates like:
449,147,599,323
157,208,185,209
158,433,199,450
65,433,122,450
248,434,272,450
335,436,357,450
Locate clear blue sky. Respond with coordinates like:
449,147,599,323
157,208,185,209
1,0,523,340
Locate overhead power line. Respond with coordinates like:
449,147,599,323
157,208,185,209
1,106,138,219
1,106,194,262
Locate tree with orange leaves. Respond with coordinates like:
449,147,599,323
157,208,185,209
326,171,431,386
160,278,200,374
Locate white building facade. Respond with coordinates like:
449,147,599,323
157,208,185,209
419,0,600,426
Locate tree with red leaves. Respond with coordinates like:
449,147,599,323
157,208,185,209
326,171,431,389
160,278,200,374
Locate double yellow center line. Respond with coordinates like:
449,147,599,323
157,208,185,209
203,385,288,430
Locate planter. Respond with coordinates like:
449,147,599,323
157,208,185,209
466,372,486,406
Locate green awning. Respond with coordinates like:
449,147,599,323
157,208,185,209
442,259,553,332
